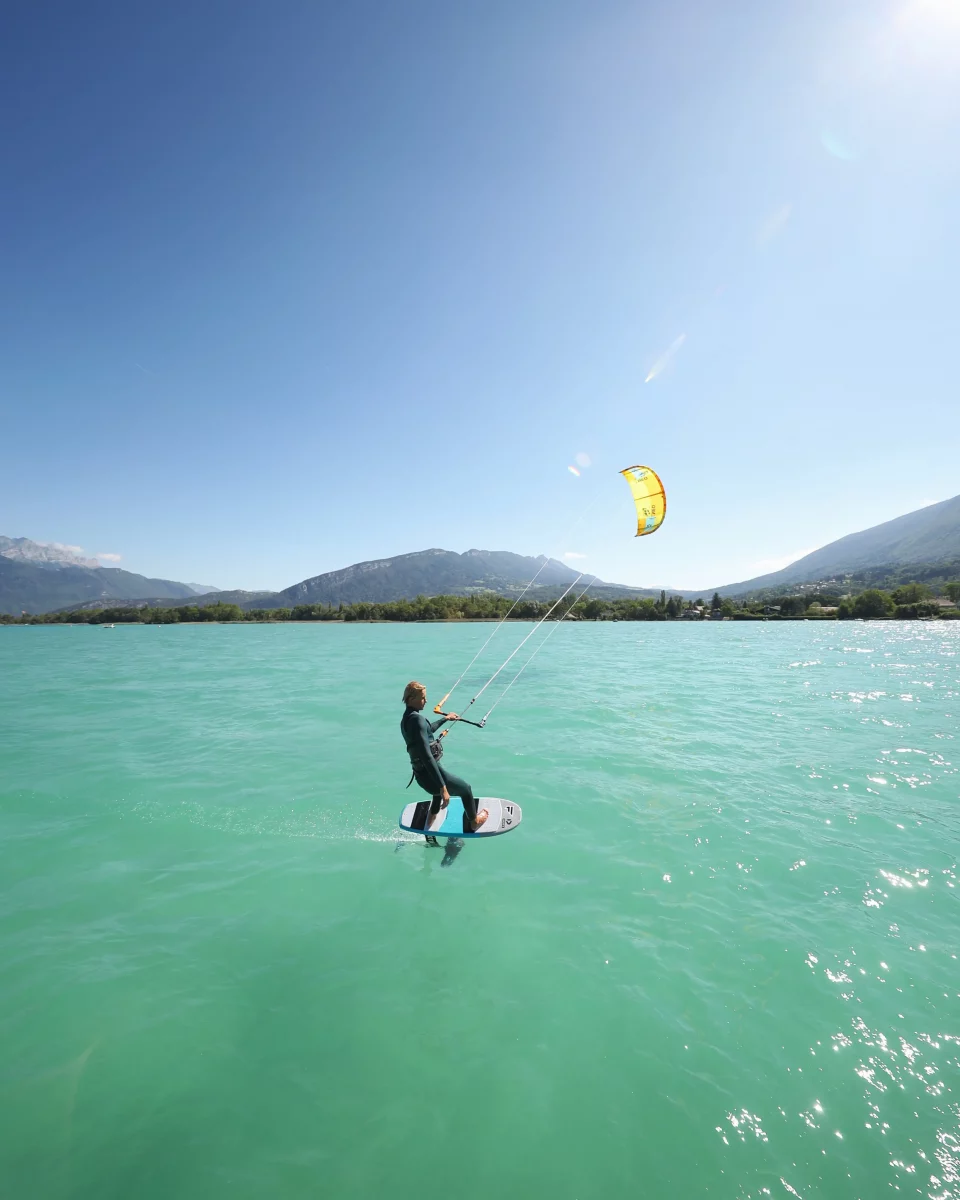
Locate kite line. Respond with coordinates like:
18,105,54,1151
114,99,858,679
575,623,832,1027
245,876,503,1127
433,572,587,729
477,575,596,725
432,465,664,732
432,555,553,712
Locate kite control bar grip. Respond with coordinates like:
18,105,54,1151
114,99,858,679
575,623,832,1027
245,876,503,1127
435,709,485,730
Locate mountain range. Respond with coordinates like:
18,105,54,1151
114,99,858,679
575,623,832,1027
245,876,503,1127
0,536,102,569
57,551,657,614
3,492,959,615
714,494,960,595
0,538,215,615
261,549,649,608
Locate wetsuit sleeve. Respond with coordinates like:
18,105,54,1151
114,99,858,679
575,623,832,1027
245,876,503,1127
415,714,446,792
427,717,448,734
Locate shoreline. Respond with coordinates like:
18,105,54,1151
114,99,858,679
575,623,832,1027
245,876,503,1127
4,614,958,627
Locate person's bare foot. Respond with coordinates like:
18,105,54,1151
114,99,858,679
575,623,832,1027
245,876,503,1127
471,807,489,831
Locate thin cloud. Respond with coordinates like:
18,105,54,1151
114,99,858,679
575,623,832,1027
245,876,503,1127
563,551,587,560
96,552,122,562
644,334,686,384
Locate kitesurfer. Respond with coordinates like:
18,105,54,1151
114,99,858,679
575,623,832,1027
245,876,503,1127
401,681,488,839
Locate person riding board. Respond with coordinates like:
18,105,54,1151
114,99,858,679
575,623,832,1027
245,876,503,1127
401,681,488,840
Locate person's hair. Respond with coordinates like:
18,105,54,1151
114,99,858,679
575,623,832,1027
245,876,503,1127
403,681,426,706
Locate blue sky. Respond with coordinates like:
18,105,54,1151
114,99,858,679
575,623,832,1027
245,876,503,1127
2,0,958,591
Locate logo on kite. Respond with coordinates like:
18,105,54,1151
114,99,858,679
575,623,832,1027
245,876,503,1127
620,464,666,538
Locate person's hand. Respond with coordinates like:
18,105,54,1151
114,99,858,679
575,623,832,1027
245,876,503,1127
441,787,450,804
447,712,460,721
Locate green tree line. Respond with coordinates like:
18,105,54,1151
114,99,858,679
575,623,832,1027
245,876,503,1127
3,581,959,626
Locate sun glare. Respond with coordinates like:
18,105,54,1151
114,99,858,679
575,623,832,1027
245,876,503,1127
873,0,960,75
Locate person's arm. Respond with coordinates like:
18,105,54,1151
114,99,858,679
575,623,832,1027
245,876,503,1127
428,716,448,734
414,714,446,792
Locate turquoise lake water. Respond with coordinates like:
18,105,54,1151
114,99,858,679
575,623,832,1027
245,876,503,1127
1,621,958,1199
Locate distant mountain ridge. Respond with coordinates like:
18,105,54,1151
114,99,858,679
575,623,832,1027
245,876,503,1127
8,492,960,616
0,535,100,569
48,549,660,615
274,548,624,607
716,494,960,595
0,541,216,615
123,549,656,612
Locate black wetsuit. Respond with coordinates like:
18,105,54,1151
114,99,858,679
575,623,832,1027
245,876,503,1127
400,707,479,832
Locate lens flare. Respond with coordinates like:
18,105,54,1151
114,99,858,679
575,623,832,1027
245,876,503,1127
575,452,592,468
757,203,792,245
567,466,580,476
644,334,686,383
821,131,857,160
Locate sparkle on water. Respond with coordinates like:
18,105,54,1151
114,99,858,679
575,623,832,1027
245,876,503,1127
1,622,957,1199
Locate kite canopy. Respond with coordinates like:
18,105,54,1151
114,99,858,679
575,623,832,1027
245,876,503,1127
620,465,666,537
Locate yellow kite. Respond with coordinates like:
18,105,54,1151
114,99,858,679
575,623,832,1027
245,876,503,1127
619,465,666,537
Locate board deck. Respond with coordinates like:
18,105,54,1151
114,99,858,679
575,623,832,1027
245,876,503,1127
399,796,522,839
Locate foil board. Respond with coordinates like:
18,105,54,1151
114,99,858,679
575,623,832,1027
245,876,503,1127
399,796,522,839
